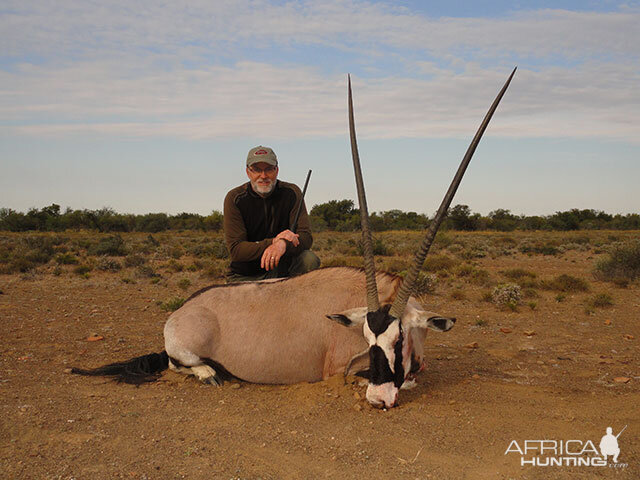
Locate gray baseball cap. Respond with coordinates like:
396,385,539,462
246,146,278,167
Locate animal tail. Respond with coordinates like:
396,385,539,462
71,351,169,385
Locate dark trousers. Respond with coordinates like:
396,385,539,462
226,250,321,283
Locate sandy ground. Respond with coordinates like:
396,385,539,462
1,248,638,479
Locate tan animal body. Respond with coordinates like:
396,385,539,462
72,267,450,387
164,267,438,384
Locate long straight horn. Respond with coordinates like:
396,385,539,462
389,67,517,319
348,75,380,312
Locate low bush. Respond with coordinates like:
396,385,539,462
136,265,159,278
411,272,438,295
55,253,79,265
520,243,560,255
160,297,185,312
97,257,122,272
74,264,92,276
177,278,192,290
380,257,410,274
124,254,147,267
540,274,589,292
586,293,614,309
492,283,522,310
201,260,229,279
89,235,127,256
501,268,537,281
594,240,640,284
423,255,458,272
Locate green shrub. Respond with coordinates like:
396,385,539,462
540,274,589,292
455,264,492,286
380,257,409,274
124,254,147,267
166,259,184,272
74,264,92,276
520,243,560,255
594,240,640,283
586,293,614,309
480,290,493,302
89,234,127,256
501,268,537,281
136,265,159,278
322,256,362,269
201,260,229,279
177,278,192,290
161,297,186,312
423,255,457,272
97,257,122,272
55,253,79,265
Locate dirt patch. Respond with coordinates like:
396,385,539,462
1,232,639,479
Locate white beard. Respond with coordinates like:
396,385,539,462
251,179,276,196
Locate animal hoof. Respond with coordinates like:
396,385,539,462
203,375,223,386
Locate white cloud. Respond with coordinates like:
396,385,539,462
3,60,638,143
2,1,639,59
1,1,638,142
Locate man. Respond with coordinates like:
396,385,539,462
599,426,621,463
223,146,320,282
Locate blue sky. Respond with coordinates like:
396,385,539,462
1,0,638,216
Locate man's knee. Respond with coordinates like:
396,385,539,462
290,250,321,275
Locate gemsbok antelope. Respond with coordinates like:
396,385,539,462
73,68,516,408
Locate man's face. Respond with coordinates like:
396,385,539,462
247,162,278,196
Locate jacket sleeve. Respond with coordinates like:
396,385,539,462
284,185,313,256
223,189,272,262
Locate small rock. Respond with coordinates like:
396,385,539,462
472,374,480,379
353,392,361,400
613,377,631,384
353,403,362,411
63,368,73,374
604,319,611,326
87,335,104,342
524,330,536,336
499,327,512,334
449,400,456,405
464,342,479,349
230,383,241,389
624,334,634,340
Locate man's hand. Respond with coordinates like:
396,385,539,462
274,229,300,247
261,238,287,271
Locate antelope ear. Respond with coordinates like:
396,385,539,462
326,307,368,327
426,316,456,332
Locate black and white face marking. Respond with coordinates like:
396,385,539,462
326,302,457,409
363,306,408,409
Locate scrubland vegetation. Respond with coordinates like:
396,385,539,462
2,229,638,314
2,201,639,232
